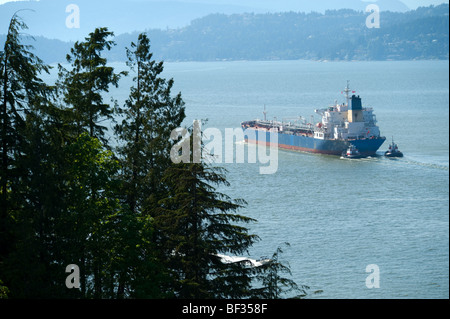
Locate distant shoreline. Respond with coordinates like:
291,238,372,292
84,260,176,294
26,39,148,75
1,5,448,64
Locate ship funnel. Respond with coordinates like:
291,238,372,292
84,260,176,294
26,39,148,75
348,95,363,122
350,95,362,110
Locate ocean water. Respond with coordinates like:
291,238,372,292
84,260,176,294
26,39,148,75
157,60,449,299
52,59,449,299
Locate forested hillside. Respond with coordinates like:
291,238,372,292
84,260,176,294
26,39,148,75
1,4,448,63
137,5,448,61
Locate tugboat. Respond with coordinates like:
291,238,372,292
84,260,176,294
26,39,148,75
385,137,403,158
342,144,365,159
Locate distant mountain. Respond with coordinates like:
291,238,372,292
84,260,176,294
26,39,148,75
0,0,263,41
180,0,411,13
1,3,448,63
0,0,412,41
111,4,450,62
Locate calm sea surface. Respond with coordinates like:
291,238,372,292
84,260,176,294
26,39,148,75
56,59,450,299
160,60,449,299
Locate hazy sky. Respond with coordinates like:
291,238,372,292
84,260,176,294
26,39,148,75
0,0,449,9
387,0,448,7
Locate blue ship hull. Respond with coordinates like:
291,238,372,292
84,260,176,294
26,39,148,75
246,129,386,156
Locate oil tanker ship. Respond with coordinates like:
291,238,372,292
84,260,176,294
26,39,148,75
241,82,386,156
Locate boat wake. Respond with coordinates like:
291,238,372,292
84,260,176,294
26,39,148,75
401,157,449,171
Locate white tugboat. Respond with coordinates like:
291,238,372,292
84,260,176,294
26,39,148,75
342,144,365,159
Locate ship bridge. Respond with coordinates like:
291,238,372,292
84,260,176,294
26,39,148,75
314,89,382,141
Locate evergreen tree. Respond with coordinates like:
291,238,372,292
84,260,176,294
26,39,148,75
158,159,259,299
57,27,123,143
0,12,53,297
5,98,74,298
61,133,123,298
114,33,185,298
253,243,310,299
116,32,185,213
55,28,127,298
0,19,307,299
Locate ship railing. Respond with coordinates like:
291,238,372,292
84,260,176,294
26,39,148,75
314,126,327,133
285,123,314,131
347,135,365,141
347,134,380,141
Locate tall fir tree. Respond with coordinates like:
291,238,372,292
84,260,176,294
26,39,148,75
158,122,260,298
114,33,185,298
116,32,185,213
61,133,123,298
55,27,127,298
0,13,53,297
158,161,260,299
57,27,123,143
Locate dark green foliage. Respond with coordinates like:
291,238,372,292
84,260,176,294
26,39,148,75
0,12,54,298
0,16,305,299
57,27,124,142
157,163,259,299
113,33,186,298
253,243,310,299
115,33,185,215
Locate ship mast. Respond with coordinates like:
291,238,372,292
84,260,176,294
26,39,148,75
344,80,351,106
263,104,268,121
